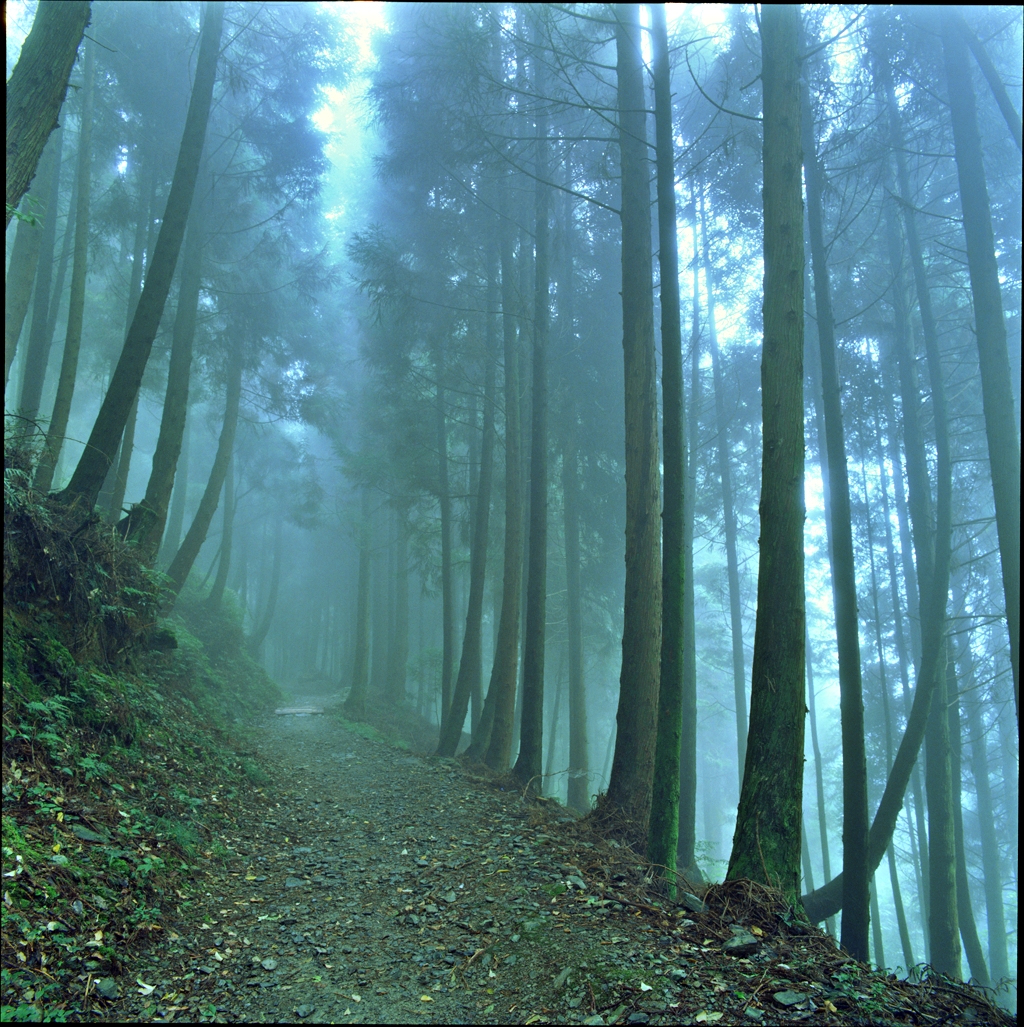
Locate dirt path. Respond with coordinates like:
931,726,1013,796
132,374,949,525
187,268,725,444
116,711,676,1024
110,712,1004,1026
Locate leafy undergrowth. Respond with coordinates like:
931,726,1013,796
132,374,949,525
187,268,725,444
2,437,281,1021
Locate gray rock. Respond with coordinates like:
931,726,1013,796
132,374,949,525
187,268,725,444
679,891,705,913
722,931,759,956
94,978,118,1000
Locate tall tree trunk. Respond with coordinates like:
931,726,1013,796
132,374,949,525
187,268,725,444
563,433,589,812
727,3,805,903
9,128,61,394
35,39,93,494
165,344,241,598
61,1,224,511
952,571,1009,983
5,0,89,226
513,39,551,793
802,47,956,922
438,293,496,756
942,15,1020,719
648,1,689,898
124,208,205,553
370,515,389,697
680,206,701,876
925,644,960,978
4,136,57,385
806,634,836,937
603,2,662,842
700,185,747,786
861,461,916,971
19,130,73,422
389,507,410,702
947,662,989,985
479,193,523,772
248,516,282,654
955,10,1023,153
435,365,455,724
206,451,234,609
160,410,190,564
344,488,372,721
106,160,158,522
800,63,869,961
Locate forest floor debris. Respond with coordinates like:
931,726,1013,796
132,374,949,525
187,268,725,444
42,706,1009,1025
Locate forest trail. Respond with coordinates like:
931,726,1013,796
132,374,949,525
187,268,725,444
117,709,679,1024
108,712,1011,1026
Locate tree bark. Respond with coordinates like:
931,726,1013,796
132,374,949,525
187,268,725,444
19,130,73,422
479,193,524,772
9,126,61,395
35,39,93,494
344,488,372,721
61,0,224,511
160,411,190,565
861,461,916,970
952,570,1009,983
124,208,205,554
6,0,89,227
802,48,956,922
389,507,410,702
925,646,960,978
947,662,988,985
563,430,589,812
648,1,689,897
942,14,1020,719
955,10,1023,153
164,343,241,598
701,185,747,787
727,3,805,904
438,282,496,756
248,517,282,654
513,39,551,793
206,451,235,609
603,3,662,842
800,63,869,961
4,136,57,386
106,160,158,522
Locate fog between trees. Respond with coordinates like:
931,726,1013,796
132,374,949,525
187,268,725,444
5,1,1019,1003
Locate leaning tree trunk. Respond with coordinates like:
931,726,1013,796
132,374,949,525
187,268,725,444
603,2,663,844
35,38,93,494
61,0,223,512
942,13,1020,719
648,0,689,899
800,61,869,961
164,344,241,599
6,0,89,226
727,3,805,904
